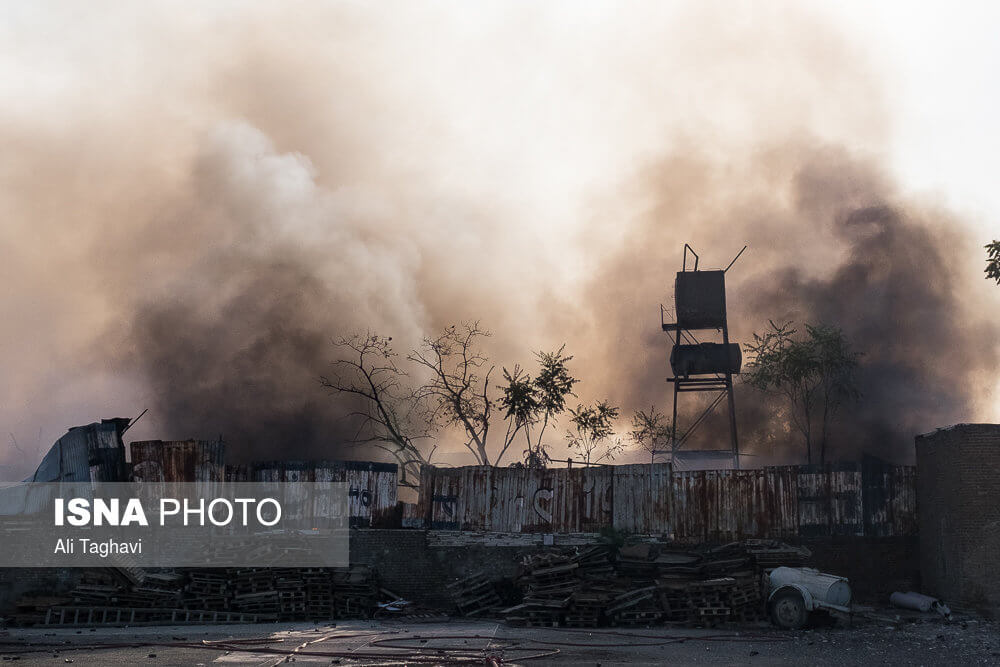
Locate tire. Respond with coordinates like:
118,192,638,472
769,590,808,630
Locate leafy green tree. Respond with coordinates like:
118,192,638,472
629,407,672,464
743,321,860,464
409,322,576,467
986,240,1000,284
566,400,623,465
500,346,577,467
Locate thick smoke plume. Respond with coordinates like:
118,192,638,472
1,2,997,473
585,146,999,463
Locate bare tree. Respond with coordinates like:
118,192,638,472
320,333,435,488
629,407,672,464
566,400,623,465
325,323,576,471
408,323,507,465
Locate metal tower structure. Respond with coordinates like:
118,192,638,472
660,244,745,469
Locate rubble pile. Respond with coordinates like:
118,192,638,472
486,540,809,628
10,565,380,627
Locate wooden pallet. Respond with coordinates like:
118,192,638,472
42,606,266,627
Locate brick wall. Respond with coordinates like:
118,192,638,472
801,536,919,603
916,424,1000,613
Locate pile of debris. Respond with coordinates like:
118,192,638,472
453,540,809,628
10,565,380,627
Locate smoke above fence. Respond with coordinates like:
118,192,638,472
584,145,999,463
1,2,996,468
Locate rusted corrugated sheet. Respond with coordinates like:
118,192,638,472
250,460,398,527
613,464,671,535
29,418,130,484
759,467,800,538
400,501,422,528
225,463,250,482
861,459,918,537
575,466,614,533
797,463,863,536
0,419,129,516
414,460,916,538
493,466,610,533
889,465,917,536
130,440,225,483
416,465,615,533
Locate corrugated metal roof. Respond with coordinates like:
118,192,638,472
29,418,129,484
0,418,129,516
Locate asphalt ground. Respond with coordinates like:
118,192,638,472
0,615,997,665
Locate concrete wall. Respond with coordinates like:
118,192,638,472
916,424,1000,612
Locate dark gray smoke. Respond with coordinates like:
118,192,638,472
131,257,343,460
2,3,997,472
582,145,998,463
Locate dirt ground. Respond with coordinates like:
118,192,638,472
0,613,998,666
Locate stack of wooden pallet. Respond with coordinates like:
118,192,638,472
727,573,765,622
8,596,72,626
503,553,580,627
228,569,282,619
303,568,334,617
658,574,763,625
564,588,610,627
183,569,229,610
40,606,264,627
607,585,662,626
331,564,379,617
744,539,811,569
498,539,804,628
8,565,381,627
573,545,615,580
273,569,307,618
447,571,504,617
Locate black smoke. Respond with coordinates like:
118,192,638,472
582,146,998,463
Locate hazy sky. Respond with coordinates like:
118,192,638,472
1,1,997,474
822,1,1000,230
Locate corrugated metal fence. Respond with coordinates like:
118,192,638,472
127,441,398,528
225,460,398,528
414,461,916,540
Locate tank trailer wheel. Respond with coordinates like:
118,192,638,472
769,590,808,630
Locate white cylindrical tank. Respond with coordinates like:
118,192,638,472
769,566,852,607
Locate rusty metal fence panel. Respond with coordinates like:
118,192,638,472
861,459,918,537
417,466,616,533
131,440,226,483
613,464,672,535
415,461,915,538
221,459,398,527
797,463,864,537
